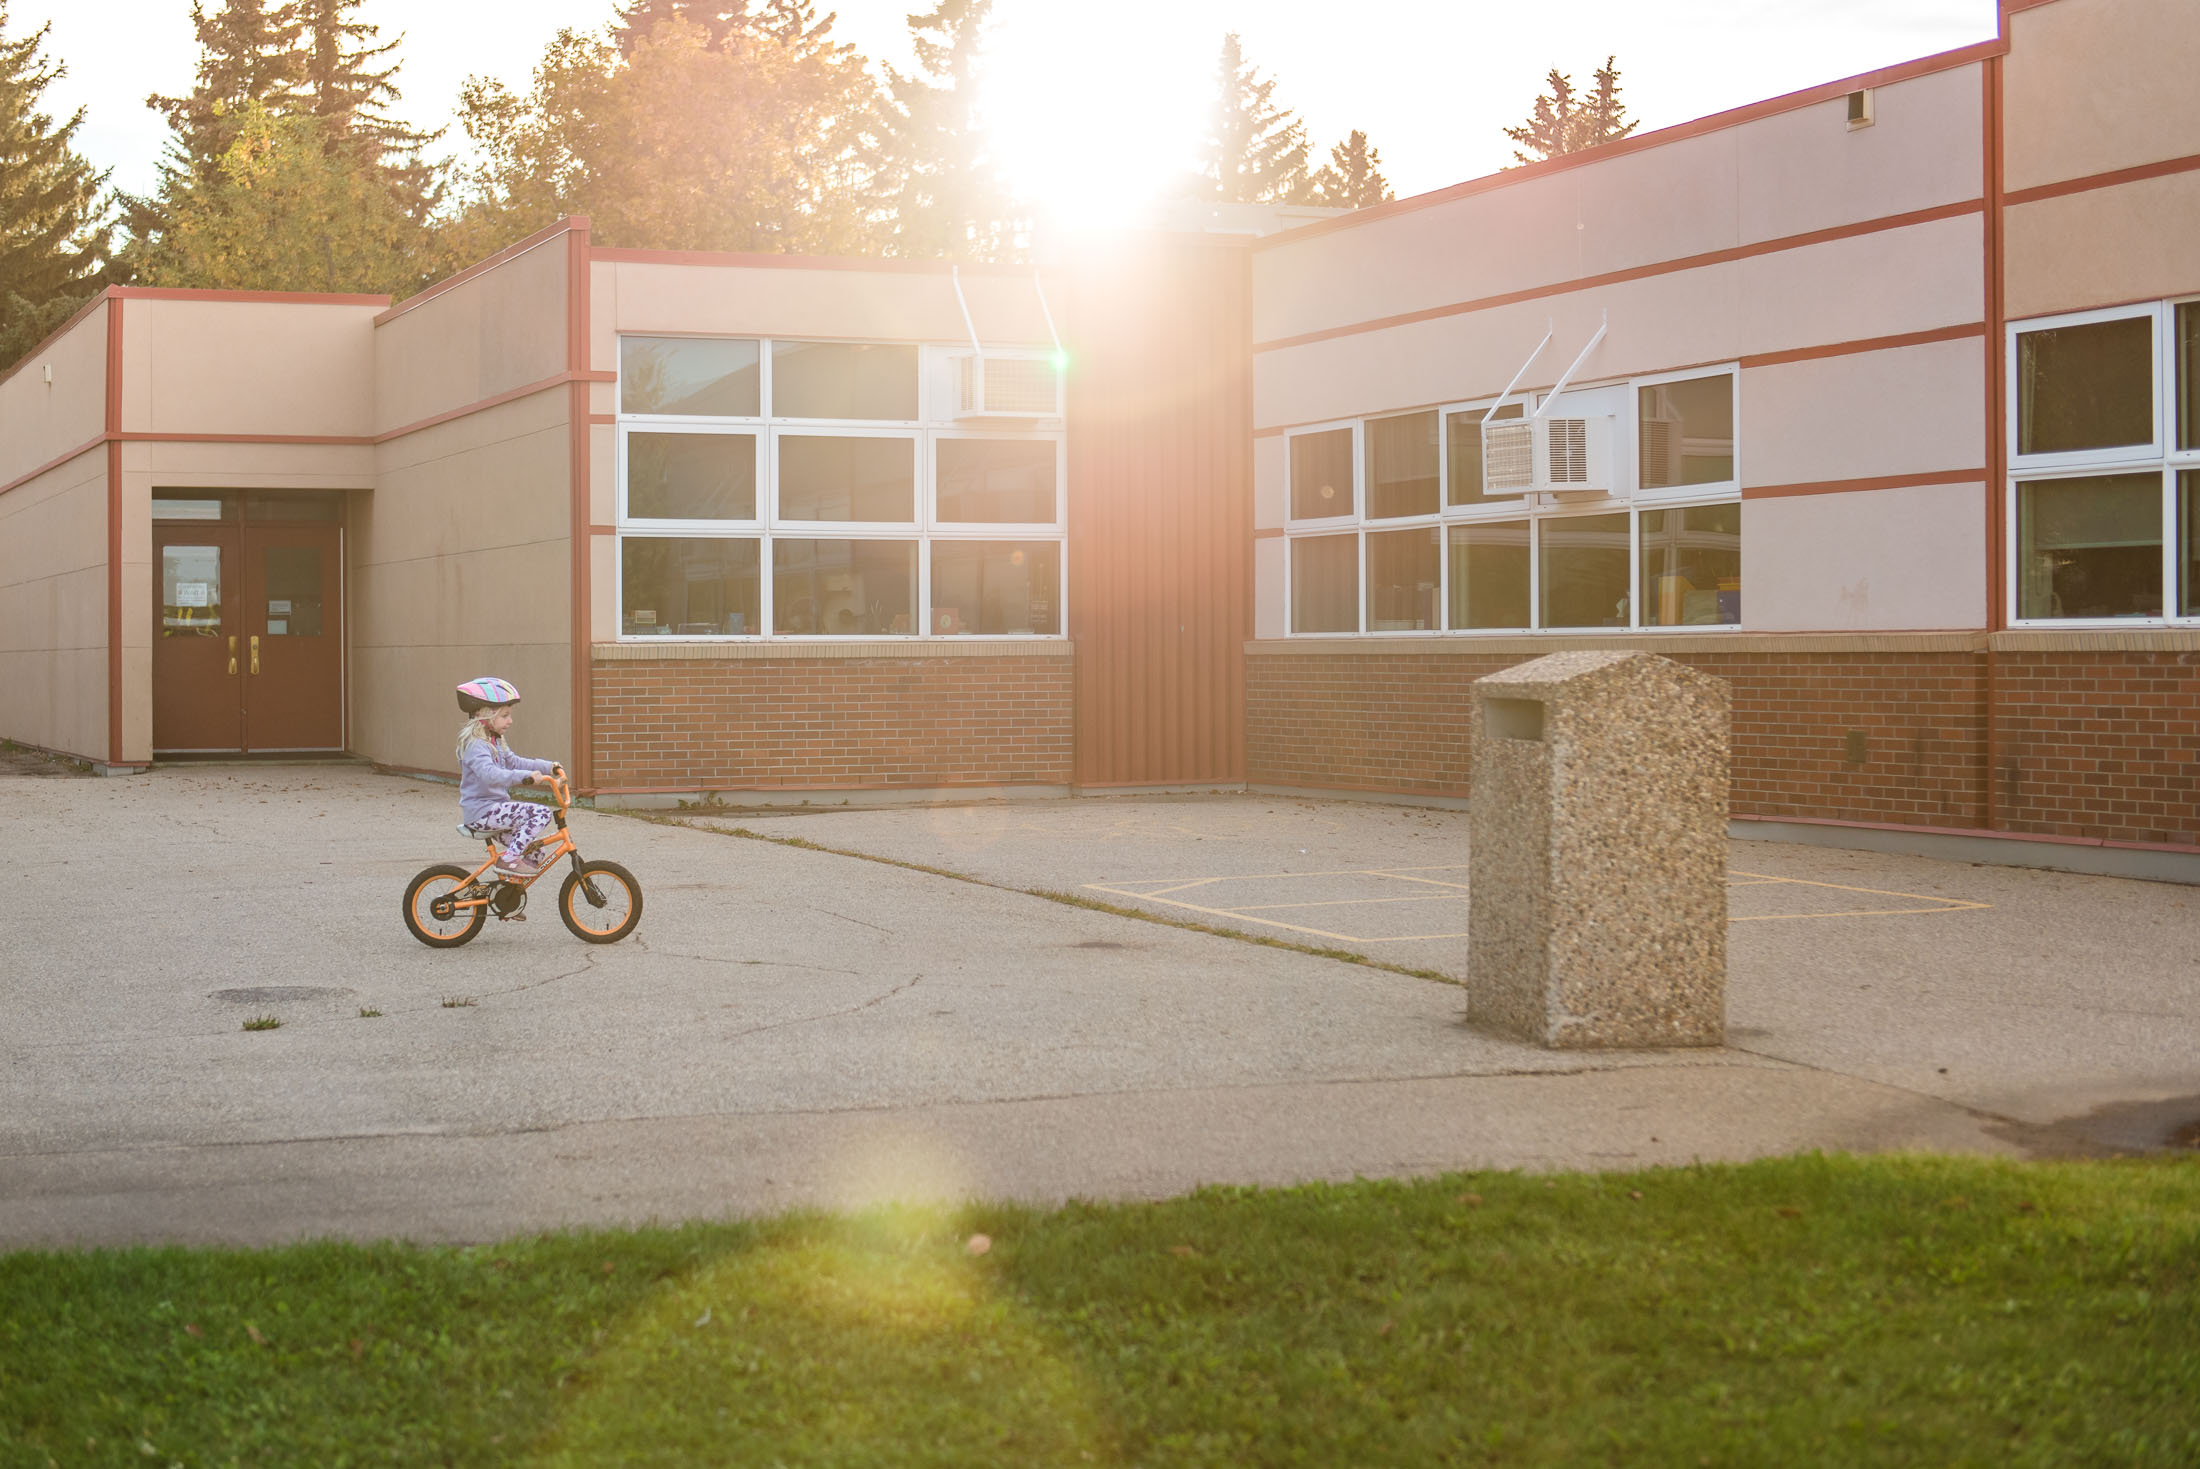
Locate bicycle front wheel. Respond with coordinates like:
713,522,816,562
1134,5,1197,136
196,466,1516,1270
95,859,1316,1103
558,860,643,944
403,864,489,948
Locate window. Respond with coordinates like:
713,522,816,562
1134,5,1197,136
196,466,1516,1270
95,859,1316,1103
1290,426,1355,520
616,336,1065,639
2009,300,2200,624
1281,368,1739,636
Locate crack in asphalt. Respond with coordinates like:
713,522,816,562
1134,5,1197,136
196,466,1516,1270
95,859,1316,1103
631,935,856,975
720,974,925,1042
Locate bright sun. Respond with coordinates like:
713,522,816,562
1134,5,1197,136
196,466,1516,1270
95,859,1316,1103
976,6,1216,230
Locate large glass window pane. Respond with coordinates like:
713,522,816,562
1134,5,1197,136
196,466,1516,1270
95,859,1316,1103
930,541,1060,635
1638,375,1735,487
1446,520,1530,629
621,537,760,635
621,336,760,416
1365,411,1438,519
1539,512,1632,628
2178,303,2200,452
1445,404,1523,507
1291,532,1358,633
153,497,231,521
627,432,756,520
1290,428,1353,520
2017,473,2162,619
937,438,1058,523
770,341,919,420
1640,503,1741,626
777,435,914,522
161,545,222,637
772,539,917,635
1366,527,1439,630
2184,471,2200,618
2017,316,2154,456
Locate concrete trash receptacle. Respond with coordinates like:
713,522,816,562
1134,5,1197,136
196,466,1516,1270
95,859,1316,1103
1467,650,1729,1049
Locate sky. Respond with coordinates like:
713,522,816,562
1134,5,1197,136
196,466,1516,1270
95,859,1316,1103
16,0,2001,224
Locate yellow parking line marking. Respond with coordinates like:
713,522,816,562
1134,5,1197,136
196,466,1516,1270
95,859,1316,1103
1084,882,1412,944
1370,871,1473,891
1732,906,1983,921
1725,869,1991,914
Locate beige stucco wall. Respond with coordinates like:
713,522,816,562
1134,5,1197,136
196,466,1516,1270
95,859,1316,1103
1739,338,1986,490
128,298,378,438
1742,482,1987,632
0,451,108,759
2004,169,2200,320
599,259,1057,352
2003,0,2200,194
352,391,574,775
374,236,570,436
0,298,108,482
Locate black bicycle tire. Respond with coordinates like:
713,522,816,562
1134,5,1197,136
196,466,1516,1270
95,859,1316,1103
403,863,489,948
558,860,643,944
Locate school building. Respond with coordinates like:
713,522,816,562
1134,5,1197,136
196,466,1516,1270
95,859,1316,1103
1,0,2194,871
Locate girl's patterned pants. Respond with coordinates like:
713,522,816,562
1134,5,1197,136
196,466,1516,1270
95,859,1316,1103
473,801,554,861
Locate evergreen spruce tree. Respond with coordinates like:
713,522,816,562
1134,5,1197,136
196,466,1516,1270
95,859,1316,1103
296,0,441,218
0,4,112,367
1196,34,1311,205
612,1,749,54
146,0,307,182
873,0,1018,259
1308,129,1393,209
1504,56,1637,165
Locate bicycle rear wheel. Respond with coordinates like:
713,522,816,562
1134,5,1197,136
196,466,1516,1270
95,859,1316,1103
403,864,489,948
558,860,643,944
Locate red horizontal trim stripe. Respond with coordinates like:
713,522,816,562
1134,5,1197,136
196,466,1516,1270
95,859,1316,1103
1252,527,1285,539
0,434,103,498
1253,39,2007,253
2000,0,2066,13
113,286,388,307
587,413,617,425
116,431,372,446
590,524,616,535
2002,150,2200,207
1740,322,1987,369
1744,467,1984,500
592,246,1030,276
374,215,590,326
1253,200,1984,354
375,370,597,442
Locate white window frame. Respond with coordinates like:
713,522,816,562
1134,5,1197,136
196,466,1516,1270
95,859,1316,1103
614,336,1068,643
2005,296,2200,628
1285,420,1361,528
1285,526,1365,637
617,334,764,423
1628,364,1741,502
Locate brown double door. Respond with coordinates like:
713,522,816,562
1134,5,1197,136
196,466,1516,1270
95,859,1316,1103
154,517,343,753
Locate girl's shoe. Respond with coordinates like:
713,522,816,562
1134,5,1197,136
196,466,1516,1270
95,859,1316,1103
495,851,544,877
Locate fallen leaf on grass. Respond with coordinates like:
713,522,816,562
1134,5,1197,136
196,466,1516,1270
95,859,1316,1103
182,1324,202,1338
1629,1191,1644,1201
1775,1207,1803,1219
694,1307,713,1327
245,1324,266,1345
1942,1196,1971,1211
965,1234,992,1257
1167,1244,1198,1258
601,1262,615,1274
1377,1320,1394,1336
1456,1193,1483,1208
349,1339,364,1361
2014,1200,2039,1213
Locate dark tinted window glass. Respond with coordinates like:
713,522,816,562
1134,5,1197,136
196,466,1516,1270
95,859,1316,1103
262,546,324,636
1539,513,1632,628
1290,428,1353,520
930,542,1060,635
1637,375,1735,487
1365,411,1438,519
622,537,760,635
937,439,1057,522
628,433,757,519
771,538,917,634
771,342,919,420
1291,532,1358,632
2183,470,2200,618
621,336,760,416
1640,503,1741,626
777,435,914,522
2178,303,2200,451
1446,520,1529,629
2017,473,2162,619
1367,528,1438,630
2017,316,2153,455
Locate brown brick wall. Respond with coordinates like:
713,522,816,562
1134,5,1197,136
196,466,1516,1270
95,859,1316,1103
1994,651,2200,844
1249,647,2198,844
591,653,1075,792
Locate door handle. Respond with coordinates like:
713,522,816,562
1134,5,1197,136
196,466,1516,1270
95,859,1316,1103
227,634,238,677
249,634,260,675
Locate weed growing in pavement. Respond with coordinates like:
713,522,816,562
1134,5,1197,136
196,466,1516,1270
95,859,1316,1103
358,1008,382,1018
241,1015,281,1032
440,997,477,1009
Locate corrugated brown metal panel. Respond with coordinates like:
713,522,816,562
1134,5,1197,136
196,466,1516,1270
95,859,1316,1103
1062,236,1252,786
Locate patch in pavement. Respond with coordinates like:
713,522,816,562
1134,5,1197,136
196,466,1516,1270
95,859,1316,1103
210,986,356,1004
1084,867,1989,944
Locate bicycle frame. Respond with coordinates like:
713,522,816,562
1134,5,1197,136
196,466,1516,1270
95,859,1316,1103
445,772,593,913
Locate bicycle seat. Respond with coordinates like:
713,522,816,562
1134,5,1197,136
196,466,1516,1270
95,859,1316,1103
457,822,502,840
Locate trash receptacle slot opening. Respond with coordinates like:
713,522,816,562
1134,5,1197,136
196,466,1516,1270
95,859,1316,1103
1485,697,1545,742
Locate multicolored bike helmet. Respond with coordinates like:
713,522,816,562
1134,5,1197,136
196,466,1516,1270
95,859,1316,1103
455,676,523,715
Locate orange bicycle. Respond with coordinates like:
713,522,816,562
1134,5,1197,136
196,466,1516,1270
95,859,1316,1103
401,771,643,946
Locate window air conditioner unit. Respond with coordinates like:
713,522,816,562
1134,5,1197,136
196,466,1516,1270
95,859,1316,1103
1482,414,1614,497
949,352,1063,420
948,264,1065,422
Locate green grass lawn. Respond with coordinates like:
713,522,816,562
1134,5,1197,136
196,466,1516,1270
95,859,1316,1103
3,1153,2194,1467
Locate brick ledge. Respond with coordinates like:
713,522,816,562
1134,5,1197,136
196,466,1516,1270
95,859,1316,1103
596,639,1075,662
1245,632,1986,655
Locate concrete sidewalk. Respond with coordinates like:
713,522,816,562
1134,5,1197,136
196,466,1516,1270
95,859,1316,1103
2,768,2193,1249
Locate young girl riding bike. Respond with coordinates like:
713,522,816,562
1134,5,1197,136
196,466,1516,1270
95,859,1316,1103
453,677,564,877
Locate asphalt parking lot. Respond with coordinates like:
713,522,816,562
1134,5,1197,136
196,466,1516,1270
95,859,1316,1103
3,766,2195,1248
